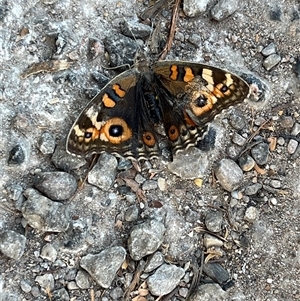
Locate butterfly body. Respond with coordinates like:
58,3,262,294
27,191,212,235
66,61,250,160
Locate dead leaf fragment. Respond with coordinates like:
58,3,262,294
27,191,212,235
20,60,72,79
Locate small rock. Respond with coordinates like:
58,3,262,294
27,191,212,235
254,116,266,126
183,0,210,17
144,251,165,273
188,33,202,47
270,180,281,188
190,283,228,300
52,145,86,171
232,132,246,146
20,280,32,293
214,159,244,192
244,183,263,195
104,33,138,69
287,139,298,154
75,270,91,289
35,274,55,291
67,281,79,290
38,132,56,155
179,287,189,298
203,263,231,287
52,288,69,301
261,43,276,56
238,154,255,171
270,197,278,205
228,112,246,130
251,142,269,165
128,219,165,260
22,188,70,232
277,137,285,146
205,210,223,232
211,0,239,21
0,230,26,260
33,171,77,200
121,19,152,38
203,233,224,248
281,116,294,128
8,144,25,165
142,180,157,190
157,177,167,191
244,206,259,222
124,205,139,222
5,183,23,201
109,287,124,300
88,153,118,191
80,246,126,288
168,147,209,179
263,54,281,70
147,263,185,296
40,243,57,262
291,122,300,136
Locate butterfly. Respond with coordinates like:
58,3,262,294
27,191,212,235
66,61,250,161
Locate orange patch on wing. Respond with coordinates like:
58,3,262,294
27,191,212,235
102,117,132,144
102,94,116,108
168,125,179,141
183,111,197,127
142,132,156,147
183,67,195,82
190,92,215,116
112,84,126,98
170,65,178,80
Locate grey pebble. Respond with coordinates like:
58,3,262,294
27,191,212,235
214,159,244,192
291,122,300,136
270,179,281,188
0,292,21,301
104,33,138,69
110,287,124,300
168,147,209,179
128,219,165,260
244,206,259,222
88,153,118,191
22,188,70,232
33,171,77,200
80,246,126,288
251,142,269,165
147,263,185,296
135,173,145,184
52,288,69,301
121,19,152,38
40,243,57,262
238,154,255,171
124,205,139,222
6,183,23,201
287,139,298,154
8,144,25,165
281,116,294,128
277,137,285,146
20,280,32,293
142,179,157,190
229,112,246,130
254,116,267,126
67,281,79,290
205,210,223,232
203,263,231,287
188,33,202,47
183,0,210,17
179,287,189,298
263,53,281,70
190,283,228,300
35,273,55,291
0,230,26,260
144,251,165,273
211,0,239,21
52,145,86,171
244,183,262,195
75,270,91,289
38,132,56,155
261,42,276,56
232,132,246,146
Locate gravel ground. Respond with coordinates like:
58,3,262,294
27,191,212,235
1,0,300,300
